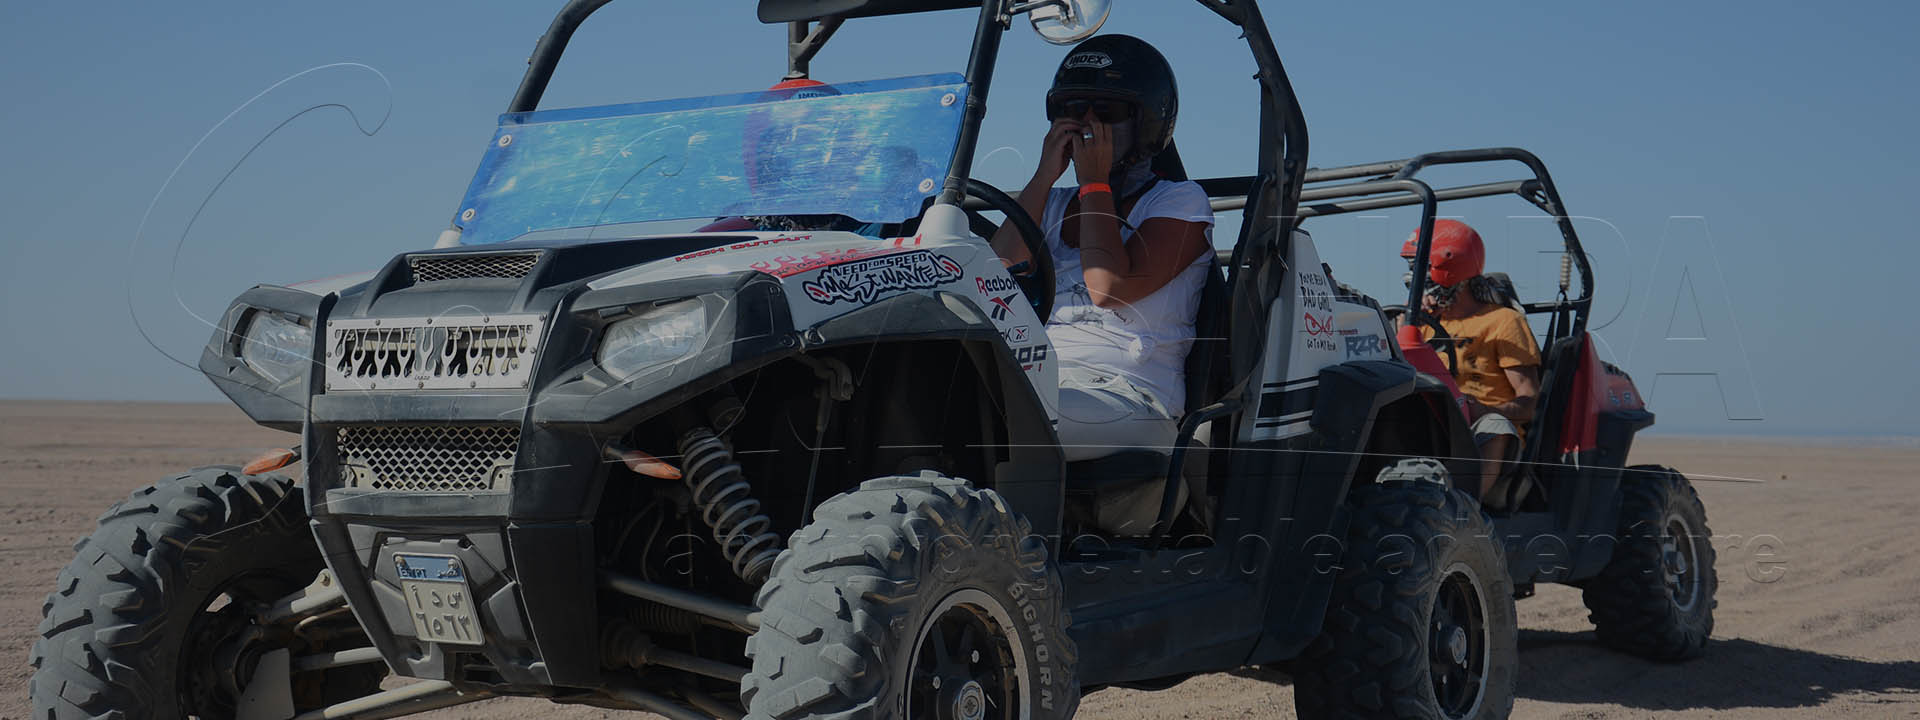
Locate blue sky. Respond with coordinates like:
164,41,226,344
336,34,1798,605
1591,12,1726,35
2,2,1916,436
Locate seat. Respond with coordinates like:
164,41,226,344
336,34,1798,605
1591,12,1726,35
1064,447,1206,535
1522,335,1587,465
1476,272,1553,511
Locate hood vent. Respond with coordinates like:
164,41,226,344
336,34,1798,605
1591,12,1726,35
408,253,539,283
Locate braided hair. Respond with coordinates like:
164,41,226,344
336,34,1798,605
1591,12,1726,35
1466,275,1501,305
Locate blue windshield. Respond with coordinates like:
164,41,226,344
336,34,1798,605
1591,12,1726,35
452,74,967,245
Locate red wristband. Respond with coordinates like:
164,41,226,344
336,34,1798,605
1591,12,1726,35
1077,182,1113,198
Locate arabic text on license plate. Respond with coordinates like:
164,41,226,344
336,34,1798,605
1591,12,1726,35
395,554,482,646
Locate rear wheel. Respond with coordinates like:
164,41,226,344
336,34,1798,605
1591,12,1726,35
1581,465,1717,660
29,467,383,719
1294,462,1518,720
742,472,1078,720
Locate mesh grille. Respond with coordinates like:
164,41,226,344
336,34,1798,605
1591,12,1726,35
409,254,538,283
336,424,518,492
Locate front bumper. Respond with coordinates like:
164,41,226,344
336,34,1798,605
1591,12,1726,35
280,257,794,689
306,420,609,688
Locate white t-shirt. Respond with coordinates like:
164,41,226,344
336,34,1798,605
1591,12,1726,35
1041,179,1215,414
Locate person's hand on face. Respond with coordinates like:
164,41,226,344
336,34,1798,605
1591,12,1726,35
1035,118,1082,185
1070,113,1115,185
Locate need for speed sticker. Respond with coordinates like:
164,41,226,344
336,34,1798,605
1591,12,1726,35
799,249,964,305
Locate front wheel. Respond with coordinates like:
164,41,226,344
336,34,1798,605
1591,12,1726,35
1581,465,1717,660
29,467,383,719
1294,462,1519,720
742,472,1079,720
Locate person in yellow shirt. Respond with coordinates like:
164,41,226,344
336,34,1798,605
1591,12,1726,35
1402,220,1541,505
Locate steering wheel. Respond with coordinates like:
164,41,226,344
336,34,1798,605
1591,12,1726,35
961,178,1055,322
1384,304,1460,373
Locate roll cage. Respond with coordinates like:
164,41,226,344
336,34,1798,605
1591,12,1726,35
1199,146,1597,340
500,0,1310,428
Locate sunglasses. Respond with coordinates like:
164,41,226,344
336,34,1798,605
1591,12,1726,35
1047,98,1133,123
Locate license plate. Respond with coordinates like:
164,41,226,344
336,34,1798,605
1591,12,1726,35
395,554,482,646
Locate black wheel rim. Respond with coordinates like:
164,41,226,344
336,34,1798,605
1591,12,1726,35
1428,564,1489,719
908,590,1025,720
1664,515,1701,612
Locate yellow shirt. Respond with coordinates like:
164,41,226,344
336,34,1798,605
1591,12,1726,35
1420,304,1541,409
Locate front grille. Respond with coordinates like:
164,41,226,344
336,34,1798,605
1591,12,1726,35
324,314,543,391
336,424,519,492
409,254,538,283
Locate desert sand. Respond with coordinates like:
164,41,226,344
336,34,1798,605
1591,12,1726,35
3,400,1915,719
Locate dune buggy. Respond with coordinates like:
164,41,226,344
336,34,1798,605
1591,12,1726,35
31,1,1715,719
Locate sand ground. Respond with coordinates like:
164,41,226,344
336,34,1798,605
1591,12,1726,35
3,401,1915,718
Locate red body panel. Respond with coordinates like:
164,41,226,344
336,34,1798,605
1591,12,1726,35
1558,335,1604,455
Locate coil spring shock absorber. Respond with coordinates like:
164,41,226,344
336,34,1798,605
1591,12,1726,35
676,427,780,585
1559,251,1573,296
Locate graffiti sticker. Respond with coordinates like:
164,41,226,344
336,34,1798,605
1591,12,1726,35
800,250,964,305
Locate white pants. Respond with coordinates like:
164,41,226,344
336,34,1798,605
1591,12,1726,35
1472,412,1521,455
1055,366,1180,462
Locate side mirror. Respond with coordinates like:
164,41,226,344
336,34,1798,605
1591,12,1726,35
1023,0,1111,46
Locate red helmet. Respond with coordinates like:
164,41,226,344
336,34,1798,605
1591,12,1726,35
1399,219,1485,288
764,77,834,99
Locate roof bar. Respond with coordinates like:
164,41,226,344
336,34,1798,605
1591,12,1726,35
1303,160,1409,184
1296,179,1537,217
1193,161,1411,200
1209,178,1535,214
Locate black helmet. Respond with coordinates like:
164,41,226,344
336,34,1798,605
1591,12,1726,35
1046,34,1178,164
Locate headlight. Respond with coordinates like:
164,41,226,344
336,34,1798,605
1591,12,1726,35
239,311,313,384
597,298,710,381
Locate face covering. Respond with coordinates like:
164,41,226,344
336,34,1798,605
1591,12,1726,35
1107,119,1137,163
1405,260,1464,311
1114,161,1154,198
1093,117,1152,197
1425,281,1461,310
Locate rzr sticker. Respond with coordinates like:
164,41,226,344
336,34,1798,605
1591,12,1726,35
801,250,963,305
1343,333,1388,359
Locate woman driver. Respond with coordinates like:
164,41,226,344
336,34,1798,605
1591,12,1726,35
989,35,1215,466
